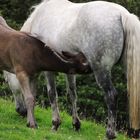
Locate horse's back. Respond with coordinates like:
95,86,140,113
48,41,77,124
76,2,126,66
58,1,125,62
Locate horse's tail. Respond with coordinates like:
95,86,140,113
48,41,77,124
121,12,140,129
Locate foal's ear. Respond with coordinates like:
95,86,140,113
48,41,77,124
62,51,75,59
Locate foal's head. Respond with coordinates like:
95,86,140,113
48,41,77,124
61,51,92,74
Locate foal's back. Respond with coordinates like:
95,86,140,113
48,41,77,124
0,16,43,72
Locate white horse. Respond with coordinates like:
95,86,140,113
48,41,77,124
5,0,140,139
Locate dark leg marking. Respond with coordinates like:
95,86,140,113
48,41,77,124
95,70,117,139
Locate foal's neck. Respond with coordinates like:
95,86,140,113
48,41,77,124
38,45,75,73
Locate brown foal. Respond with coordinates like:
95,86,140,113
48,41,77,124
0,16,91,128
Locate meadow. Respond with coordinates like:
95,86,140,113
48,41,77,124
0,98,130,140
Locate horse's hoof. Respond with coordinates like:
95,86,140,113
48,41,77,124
106,129,117,140
72,118,81,131
26,122,38,129
52,120,61,131
16,107,27,117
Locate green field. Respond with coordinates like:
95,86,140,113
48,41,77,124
0,98,130,140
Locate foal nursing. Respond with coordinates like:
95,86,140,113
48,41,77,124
0,16,91,128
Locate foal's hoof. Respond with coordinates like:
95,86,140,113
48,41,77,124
51,120,61,131
16,107,27,117
26,122,38,129
106,129,117,140
73,118,81,131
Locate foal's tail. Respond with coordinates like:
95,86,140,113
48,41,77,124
121,12,140,129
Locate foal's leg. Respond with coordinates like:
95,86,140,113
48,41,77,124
44,71,61,130
65,74,81,131
16,71,37,128
94,69,117,139
13,91,27,117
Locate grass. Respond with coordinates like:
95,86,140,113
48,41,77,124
0,98,130,140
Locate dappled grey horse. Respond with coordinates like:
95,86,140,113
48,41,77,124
4,0,140,139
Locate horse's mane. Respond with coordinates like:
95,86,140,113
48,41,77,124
0,16,9,27
30,0,50,11
21,0,44,32
42,0,50,2
21,0,51,35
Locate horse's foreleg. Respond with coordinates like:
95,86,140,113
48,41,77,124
94,70,117,139
44,71,61,131
16,71,37,128
66,74,81,131
3,71,27,116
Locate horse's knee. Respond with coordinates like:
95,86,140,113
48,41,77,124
94,70,117,106
25,96,35,107
104,88,117,103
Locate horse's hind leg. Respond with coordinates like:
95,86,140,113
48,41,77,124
16,71,37,128
65,74,81,131
44,71,61,131
3,71,27,116
94,69,117,139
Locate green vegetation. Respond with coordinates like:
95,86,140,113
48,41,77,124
0,98,130,140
